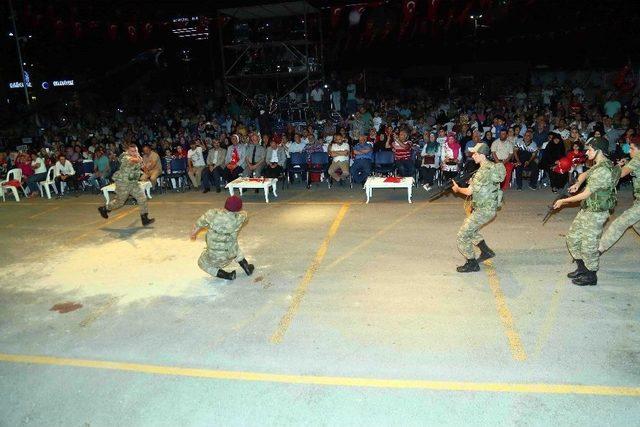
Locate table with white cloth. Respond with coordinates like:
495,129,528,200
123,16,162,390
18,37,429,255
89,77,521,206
101,181,152,204
226,177,278,203
363,176,414,204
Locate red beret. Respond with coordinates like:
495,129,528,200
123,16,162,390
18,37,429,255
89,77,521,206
224,195,243,212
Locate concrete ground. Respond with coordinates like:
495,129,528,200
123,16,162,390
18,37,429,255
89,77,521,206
0,182,638,426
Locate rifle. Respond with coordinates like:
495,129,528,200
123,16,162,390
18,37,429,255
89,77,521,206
542,193,570,224
426,168,477,202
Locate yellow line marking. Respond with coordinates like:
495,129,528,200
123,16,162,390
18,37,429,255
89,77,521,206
270,203,351,344
0,352,638,396
483,260,528,361
28,206,61,219
79,297,121,328
532,281,565,359
324,202,430,270
68,209,137,244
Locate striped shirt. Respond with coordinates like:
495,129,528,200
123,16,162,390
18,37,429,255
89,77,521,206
392,139,413,161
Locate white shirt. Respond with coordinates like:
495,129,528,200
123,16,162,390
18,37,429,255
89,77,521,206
310,88,323,102
54,160,75,177
286,141,307,155
188,146,205,167
269,150,279,163
32,157,47,174
330,142,350,162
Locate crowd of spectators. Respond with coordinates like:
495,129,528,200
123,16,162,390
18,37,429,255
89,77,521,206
1,74,639,201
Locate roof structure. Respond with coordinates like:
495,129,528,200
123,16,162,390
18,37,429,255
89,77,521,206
218,1,318,20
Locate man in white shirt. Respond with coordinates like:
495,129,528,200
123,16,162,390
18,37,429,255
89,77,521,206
54,154,76,197
285,134,307,157
187,140,206,189
491,129,515,191
202,139,226,193
27,152,48,197
310,85,324,112
328,134,350,184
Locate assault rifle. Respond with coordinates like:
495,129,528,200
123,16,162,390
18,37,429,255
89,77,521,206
426,168,478,202
542,193,570,224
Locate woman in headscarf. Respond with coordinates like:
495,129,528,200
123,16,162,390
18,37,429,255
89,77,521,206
440,133,462,181
420,131,441,191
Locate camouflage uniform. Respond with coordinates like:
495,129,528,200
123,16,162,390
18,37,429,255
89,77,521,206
600,156,640,251
566,159,616,271
107,153,148,214
456,161,506,259
195,208,248,276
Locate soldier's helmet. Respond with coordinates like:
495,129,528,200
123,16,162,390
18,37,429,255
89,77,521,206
585,136,609,156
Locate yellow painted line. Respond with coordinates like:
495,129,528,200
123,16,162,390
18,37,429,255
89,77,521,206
79,297,121,328
483,260,528,361
532,281,565,359
270,203,351,344
68,208,137,244
324,202,430,270
0,352,638,396
28,206,61,219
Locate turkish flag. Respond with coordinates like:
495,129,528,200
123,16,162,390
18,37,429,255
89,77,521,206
73,21,82,39
403,0,417,22
331,6,343,28
127,23,137,42
108,23,118,41
427,0,440,22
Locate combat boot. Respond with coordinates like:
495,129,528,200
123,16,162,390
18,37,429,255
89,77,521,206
457,258,480,273
476,240,495,263
216,269,236,280
572,269,597,286
239,259,254,276
98,206,109,219
140,213,155,226
567,259,587,278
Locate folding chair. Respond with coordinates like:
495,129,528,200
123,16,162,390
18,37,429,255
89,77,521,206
306,152,330,188
372,151,396,177
287,152,307,186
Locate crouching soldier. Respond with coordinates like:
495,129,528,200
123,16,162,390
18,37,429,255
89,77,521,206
190,195,254,280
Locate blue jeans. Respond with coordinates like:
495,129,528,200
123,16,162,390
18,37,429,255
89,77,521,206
351,159,372,184
27,172,47,193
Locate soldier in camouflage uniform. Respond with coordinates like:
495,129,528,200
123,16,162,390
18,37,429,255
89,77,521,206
553,137,617,286
451,143,506,273
189,195,254,281
599,139,640,252
98,143,155,226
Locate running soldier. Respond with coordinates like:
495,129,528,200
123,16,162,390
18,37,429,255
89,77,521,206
451,143,506,273
189,195,254,281
599,139,640,252
98,143,155,226
553,137,617,286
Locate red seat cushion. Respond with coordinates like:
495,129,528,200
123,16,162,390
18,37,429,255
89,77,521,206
2,180,21,187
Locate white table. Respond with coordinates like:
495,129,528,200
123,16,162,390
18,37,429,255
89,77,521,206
226,178,278,203
364,177,414,204
101,181,152,204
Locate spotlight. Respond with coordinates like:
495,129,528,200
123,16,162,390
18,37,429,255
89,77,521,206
8,32,14,37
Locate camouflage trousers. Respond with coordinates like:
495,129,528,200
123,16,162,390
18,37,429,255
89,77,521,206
198,248,245,276
566,209,609,271
599,201,640,252
106,180,148,214
456,207,496,260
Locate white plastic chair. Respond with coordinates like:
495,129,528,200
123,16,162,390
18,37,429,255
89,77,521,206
38,167,58,199
1,169,21,202
7,168,27,196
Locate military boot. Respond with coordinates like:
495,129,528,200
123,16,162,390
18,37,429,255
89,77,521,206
567,259,587,279
457,258,480,273
572,269,597,286
239,259,254,276
476,240,495,263
216,269,236,280
98,206,109,219
140,213,155,226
